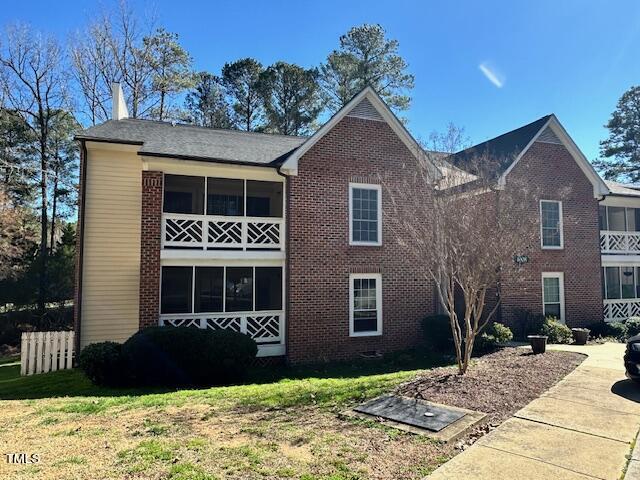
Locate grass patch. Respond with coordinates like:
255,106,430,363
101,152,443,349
169,462,218,480
0,349,452,479
117,439,175,473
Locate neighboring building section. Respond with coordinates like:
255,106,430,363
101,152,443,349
450,115,609,329
599,181,640,322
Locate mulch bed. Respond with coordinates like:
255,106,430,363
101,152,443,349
396,347,585,441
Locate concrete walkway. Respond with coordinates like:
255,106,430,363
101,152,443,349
428,343,640,480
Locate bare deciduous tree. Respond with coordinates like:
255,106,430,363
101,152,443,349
70,19,118,125
384,130,540,374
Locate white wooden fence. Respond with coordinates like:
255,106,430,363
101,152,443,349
20,331,74,376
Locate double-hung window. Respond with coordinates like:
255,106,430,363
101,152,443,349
540,200,563,249
542,272,565,322
349,183,382,246
349,273,382,336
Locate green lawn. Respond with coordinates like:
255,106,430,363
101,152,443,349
0,351,454,480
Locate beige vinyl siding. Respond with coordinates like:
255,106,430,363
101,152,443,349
81,147,142,347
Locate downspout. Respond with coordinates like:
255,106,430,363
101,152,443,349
277,165,291,363
74,140,88,358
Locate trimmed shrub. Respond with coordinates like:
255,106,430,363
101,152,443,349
626,317,640,337
78,342,125,386
490,322,514,344
606,321,629,341
540,317,573,344
475,322,513,353
589,321,629,341
421,315,454,353
122,327,258,387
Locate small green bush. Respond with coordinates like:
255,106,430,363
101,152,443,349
421,314,454,353
607,321,629,341
122,327,258,387
475,322,513,353
78,341,125,386
626,317,640,337
540,317,573,344
589,321,629,341
490,322,514,344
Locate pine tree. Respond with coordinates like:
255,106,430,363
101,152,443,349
320,24,414,113
259,62,323,136
184,72,232,128
221,58,264,131
595,86,640,182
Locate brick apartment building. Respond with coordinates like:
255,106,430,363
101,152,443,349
74,84,636,363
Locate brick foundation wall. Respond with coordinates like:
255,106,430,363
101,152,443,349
139,171,163,329
499,142,603,329
287,116,436,364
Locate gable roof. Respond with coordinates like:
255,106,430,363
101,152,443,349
76,118,306,167
449,114,609,198
279,86,441,179
449,115,551,176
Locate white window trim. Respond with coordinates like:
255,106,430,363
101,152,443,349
541,272,565,323
540,200,564,250
349,183,382,246
349,273,383,337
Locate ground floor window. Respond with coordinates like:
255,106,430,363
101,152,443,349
349,273,382,336
602,266,640,300
160,265,283,315
542,272,565,322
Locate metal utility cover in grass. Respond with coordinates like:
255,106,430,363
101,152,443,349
354,395,465,432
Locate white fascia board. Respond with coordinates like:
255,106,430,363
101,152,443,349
499,115,609,198
279,87,441,180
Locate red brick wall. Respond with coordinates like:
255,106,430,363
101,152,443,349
499,141,603,330
139,171,163,329
287,116,436,364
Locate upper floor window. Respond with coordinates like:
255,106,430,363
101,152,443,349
540,200,563,249
163,174,283,218
349,183,382,246
599,205,640,232
163,175,204,214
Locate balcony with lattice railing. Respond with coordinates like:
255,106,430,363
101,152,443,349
600,230,640,255
159,310,285,356
162,213,284,252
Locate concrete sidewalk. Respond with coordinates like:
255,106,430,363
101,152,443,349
428,343,640,480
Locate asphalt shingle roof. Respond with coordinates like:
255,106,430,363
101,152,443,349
449,115,551,175
76,118,307,166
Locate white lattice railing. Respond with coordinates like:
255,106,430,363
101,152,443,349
163,213,283,250
601,230,640,254
159,310,285,357
603,299,640,322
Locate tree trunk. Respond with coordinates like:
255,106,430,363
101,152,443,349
49,163,59,255
38,140,49,315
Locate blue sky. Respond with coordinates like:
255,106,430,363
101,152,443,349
3,0,640,160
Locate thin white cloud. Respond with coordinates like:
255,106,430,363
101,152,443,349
479,62,505,88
